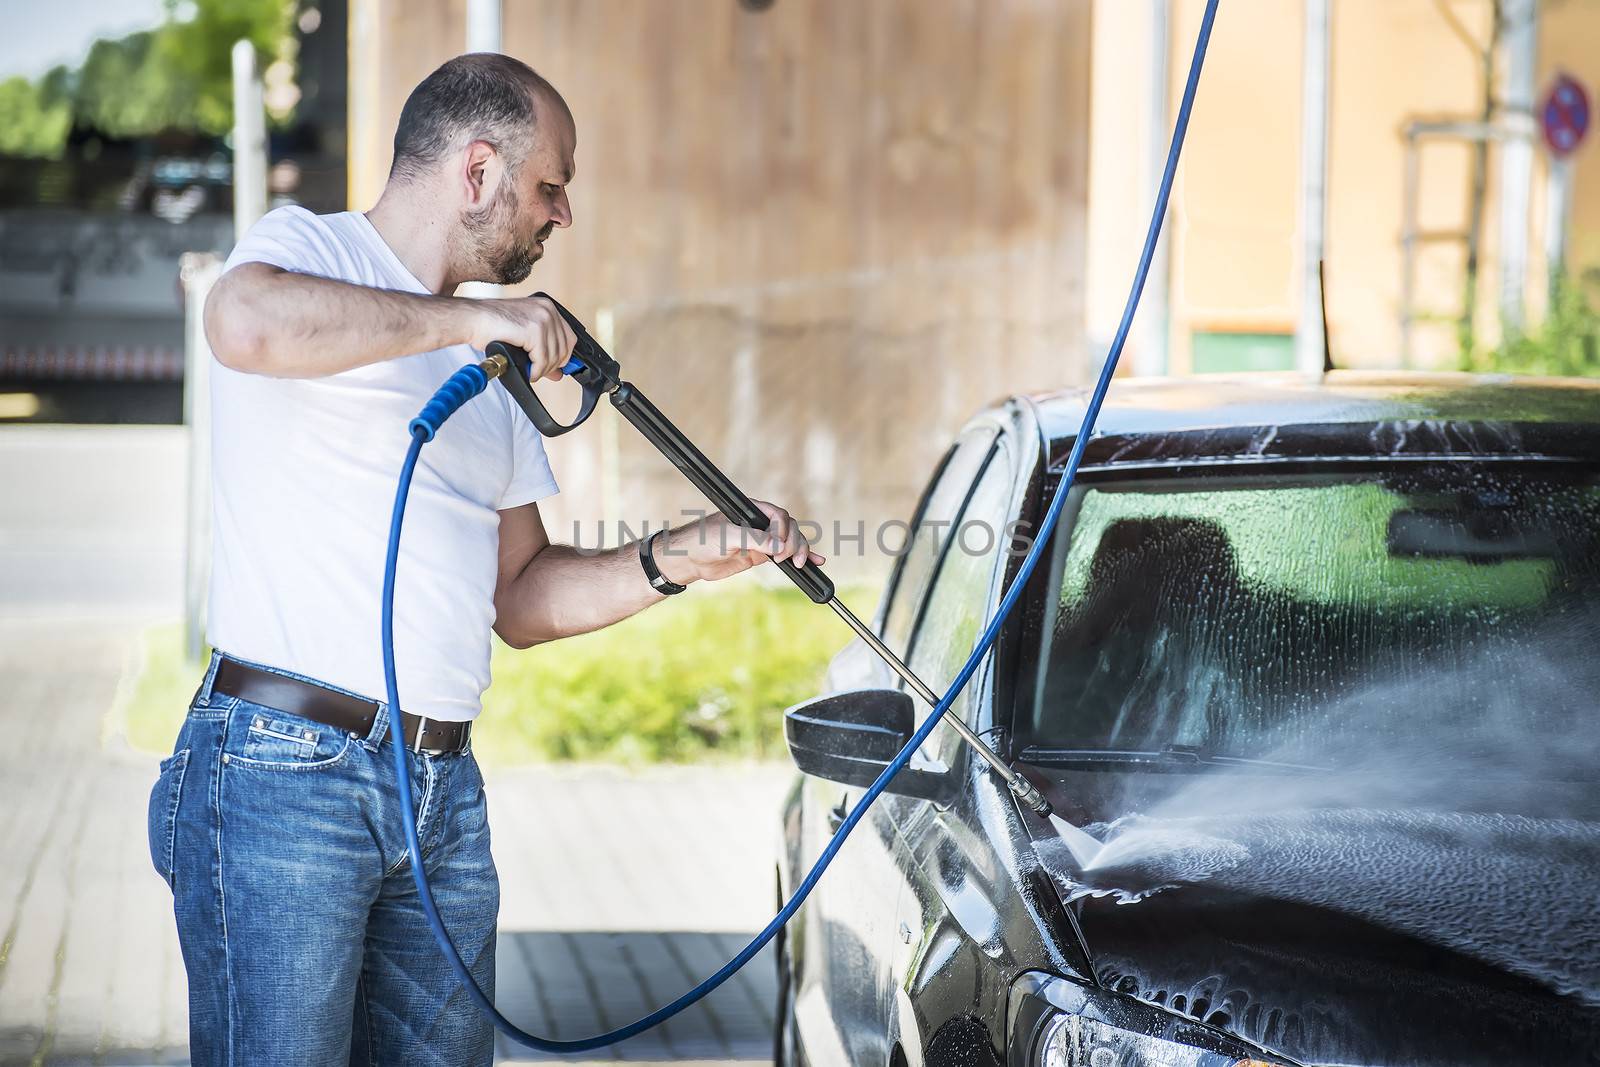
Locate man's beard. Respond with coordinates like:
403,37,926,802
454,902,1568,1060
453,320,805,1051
461,183,550,286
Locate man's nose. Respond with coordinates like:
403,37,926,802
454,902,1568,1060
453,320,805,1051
552,189,572,229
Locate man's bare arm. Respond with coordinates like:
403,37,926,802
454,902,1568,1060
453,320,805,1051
204,262,577,379
491,503,665,648
491,500,822,649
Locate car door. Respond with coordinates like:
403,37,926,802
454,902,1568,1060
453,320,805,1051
793,424,1001,1065
888,433,1026,1066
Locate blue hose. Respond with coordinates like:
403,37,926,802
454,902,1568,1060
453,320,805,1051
381,0,1218,1051
410,363,491,441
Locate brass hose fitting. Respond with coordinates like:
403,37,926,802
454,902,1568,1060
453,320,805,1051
480,352,512,380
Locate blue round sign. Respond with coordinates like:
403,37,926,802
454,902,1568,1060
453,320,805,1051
1542,74,1591,157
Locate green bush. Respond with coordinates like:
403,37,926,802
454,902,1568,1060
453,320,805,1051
476,583,864,765
115,582,871,765
1463,268,1600,378
0,76,71,159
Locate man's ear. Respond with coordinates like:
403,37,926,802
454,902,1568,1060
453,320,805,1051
461,139,503,211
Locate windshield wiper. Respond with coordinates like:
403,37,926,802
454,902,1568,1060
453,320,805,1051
1019,743,1327,774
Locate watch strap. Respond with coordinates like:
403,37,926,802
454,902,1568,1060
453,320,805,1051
640,529,687,595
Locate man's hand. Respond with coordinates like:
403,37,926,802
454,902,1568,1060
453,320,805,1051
467,295,577,382
654,500,825,587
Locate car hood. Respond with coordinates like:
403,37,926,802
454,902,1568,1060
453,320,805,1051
1022,778,1600,1066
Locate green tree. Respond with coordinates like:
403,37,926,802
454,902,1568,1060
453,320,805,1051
74,31,188,138
0,75,71,158
0,0,294,157
74,0,294,137
154,0,297,133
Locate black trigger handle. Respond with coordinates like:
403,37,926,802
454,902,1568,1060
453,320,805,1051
487,293,619,437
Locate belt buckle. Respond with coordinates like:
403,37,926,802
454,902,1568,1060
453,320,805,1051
411,715,435,755
410,714,461,756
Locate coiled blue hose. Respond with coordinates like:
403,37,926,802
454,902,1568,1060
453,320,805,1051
381,0,1218,1051
409,363,491,441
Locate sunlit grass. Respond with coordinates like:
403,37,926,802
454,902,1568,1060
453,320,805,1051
119,623,204,756
0,393,41,419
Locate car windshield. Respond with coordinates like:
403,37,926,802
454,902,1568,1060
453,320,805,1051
1025,465,1600,772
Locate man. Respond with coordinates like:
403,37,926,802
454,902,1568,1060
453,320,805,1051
146,53,820,1066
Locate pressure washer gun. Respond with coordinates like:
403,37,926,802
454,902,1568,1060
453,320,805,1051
479,294,1052,818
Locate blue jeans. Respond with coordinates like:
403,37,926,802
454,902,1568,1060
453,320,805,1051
147,651,498,1066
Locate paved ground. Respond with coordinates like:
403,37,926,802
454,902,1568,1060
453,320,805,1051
0,618,791,1066
0,425,796,1065
0,426,188,618
487,763,790,1065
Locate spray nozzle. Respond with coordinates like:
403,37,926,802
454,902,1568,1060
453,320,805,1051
1009,773,1053,817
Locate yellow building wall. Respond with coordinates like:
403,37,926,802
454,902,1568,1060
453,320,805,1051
1168,0,1303,371
1088,0,1600,374
1325,0,1494,369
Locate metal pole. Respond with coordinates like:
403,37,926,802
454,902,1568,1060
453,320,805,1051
1399,130,1421,368
595,308,622,530
1296,0,1332,377
1546,156,1574,302
458,0,504,300
1499,0,1538,336
467,0,503,53
1462,7,1501,361
1135,0,1173,377
231,40,268,241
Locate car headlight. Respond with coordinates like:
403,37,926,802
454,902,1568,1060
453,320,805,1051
1040,1012,1276,1066
1010,973,1290,1067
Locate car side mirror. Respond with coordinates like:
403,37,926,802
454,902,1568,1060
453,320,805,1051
783,688,953,804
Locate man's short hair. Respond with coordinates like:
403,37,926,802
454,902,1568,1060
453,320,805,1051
389,53,554,183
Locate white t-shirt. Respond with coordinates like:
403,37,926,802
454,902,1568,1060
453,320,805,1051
208,205,559,721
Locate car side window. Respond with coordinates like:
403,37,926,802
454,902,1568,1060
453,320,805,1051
903,438,1015,764
880,426,1001,660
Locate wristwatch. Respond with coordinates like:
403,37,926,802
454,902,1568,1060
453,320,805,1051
639,529,686,595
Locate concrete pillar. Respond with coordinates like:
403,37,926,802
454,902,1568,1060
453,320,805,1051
181,253,223,661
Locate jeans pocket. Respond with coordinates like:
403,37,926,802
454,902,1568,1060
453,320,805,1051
227,703,356,770
147,748,191,890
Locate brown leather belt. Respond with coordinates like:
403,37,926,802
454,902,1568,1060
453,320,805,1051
212,657,472,754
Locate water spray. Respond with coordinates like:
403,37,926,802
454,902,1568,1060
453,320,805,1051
381,0,1220,1050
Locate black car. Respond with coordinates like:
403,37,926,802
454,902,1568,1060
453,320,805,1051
774,371,1600,1067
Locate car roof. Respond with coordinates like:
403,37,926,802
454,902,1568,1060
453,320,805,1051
1027,370,1600,441
1019,370,1600,469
